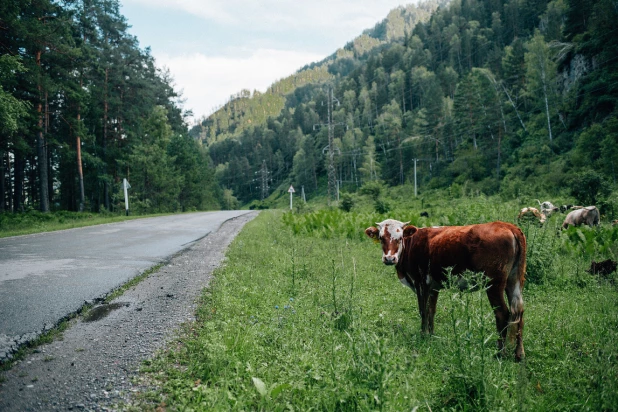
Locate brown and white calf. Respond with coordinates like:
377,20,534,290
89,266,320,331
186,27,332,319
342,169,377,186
366,219,527,361
518,207,547,224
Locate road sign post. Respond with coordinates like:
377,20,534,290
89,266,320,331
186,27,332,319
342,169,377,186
123,178,131,216
288,185,295,210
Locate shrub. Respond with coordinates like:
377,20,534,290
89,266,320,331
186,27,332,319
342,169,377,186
222,189,239,210
521,223,559,285
374,199,391,214
569,169,611,205
339,193,354,212
359,181,383,201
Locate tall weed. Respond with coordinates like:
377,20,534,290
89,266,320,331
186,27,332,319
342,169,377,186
140,207,618,411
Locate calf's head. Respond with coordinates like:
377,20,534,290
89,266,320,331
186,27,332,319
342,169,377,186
365,219,417,265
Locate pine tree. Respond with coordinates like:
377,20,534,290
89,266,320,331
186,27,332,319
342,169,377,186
525,30,557,144
359,135,380,183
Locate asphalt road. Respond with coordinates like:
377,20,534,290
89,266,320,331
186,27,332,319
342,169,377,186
0,210,252,360
0,211,258,411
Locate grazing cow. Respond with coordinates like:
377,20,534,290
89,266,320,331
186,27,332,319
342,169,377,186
560,204,583,213
420,211,429,218
518,207,546,224
365,220,526,361
536,200,559,216
586,259,618,277
562,206,600,229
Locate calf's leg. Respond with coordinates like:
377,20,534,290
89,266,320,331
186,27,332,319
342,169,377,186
417,282,440,334
485,283,510,355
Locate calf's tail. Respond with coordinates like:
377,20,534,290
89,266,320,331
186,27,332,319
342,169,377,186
509,227,526,323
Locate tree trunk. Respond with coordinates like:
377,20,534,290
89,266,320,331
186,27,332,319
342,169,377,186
539,54,552,143
5,151,12,212
103,67,110,210
501,83,527,132
0,151,5,212
46,90,53,208
398,135,404,185
542,76,553,143
77,74,85,212
497,126,502,184
77,116,85,212
36,50,50,212
13,151,24,212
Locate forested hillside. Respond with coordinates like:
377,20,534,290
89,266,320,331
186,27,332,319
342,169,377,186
0,0,221,214
199,0,618,209
193,2,443,147
2,0,616,215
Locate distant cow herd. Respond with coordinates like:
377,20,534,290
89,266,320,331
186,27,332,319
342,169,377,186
365,198,613,362
517,200,600,229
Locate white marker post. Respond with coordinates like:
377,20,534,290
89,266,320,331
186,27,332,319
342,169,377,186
288,185,295,210
123,178,131,216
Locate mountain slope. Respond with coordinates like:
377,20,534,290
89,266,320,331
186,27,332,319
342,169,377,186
191,1,445,145
200,0,618,212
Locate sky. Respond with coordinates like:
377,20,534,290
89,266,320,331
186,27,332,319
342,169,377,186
119,0,415,124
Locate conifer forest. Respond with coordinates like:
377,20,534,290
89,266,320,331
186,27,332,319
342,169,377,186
1,0,617,213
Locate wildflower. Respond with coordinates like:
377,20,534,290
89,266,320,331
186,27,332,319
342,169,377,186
275,305,279,309
289,298,294,302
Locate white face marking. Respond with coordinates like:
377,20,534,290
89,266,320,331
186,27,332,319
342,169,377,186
377,219,407,264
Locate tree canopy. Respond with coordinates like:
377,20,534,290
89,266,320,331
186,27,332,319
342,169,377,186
0,0,220,213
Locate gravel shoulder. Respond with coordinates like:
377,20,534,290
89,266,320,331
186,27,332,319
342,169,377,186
0,211,258,411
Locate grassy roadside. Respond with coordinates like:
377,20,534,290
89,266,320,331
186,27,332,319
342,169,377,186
134,210,618,410
0,210,160,238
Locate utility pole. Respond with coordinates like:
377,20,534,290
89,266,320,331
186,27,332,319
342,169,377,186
259,160,269,200
288,185,295,210
327,88,337,206
314,86,344,206
413,158,418,197
301,186,306,203
336,180,340,201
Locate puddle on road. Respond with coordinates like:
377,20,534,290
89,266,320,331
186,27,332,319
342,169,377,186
83,302,129,322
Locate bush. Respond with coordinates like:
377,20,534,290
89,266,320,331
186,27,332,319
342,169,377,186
339,193,354,212
570,169,611,205
222,189,239,210
359,181,383,201
374,199,391,214
521,223,559,285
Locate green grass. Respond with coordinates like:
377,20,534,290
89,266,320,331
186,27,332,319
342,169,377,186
0,210,162,238
0,209,206,239
135,207,618,411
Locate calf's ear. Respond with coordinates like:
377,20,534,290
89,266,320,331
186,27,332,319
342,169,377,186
403,225,418,238
365,227,379,240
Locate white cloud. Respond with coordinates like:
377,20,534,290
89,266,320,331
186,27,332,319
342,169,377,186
122,0,418,123
125,0,410,39
154,48,326,121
